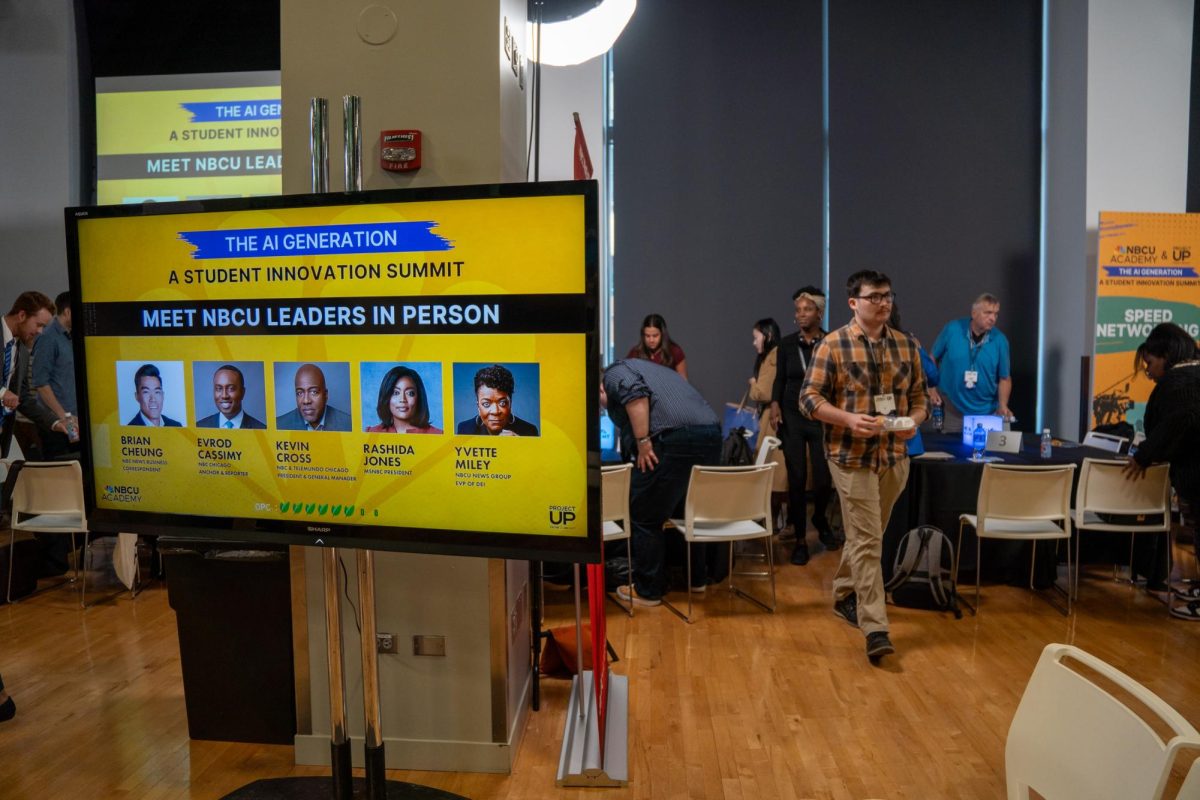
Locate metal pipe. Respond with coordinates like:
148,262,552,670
322,548,352,800
356,548,386,799
309,97,329,193
573,563,585,719
343,94,362,191
533,8,542,182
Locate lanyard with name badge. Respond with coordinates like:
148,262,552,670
863,334,896,415
964,328,985,389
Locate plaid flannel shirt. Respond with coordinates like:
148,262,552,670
799,319,928,472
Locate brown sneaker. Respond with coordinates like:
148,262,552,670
616,585,661,607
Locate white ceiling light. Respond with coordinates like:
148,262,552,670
528,0,637,67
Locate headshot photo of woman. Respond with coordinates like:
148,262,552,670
364,365,443,434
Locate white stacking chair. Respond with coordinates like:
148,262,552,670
666,463,776,623
7,461,87,605
957,463,1076,615
8,460,128,608
1082,430,1128,453
754,435,781,466
601,463,634,616
1006,643,1200,799
1072,457,1171,601
744,434,785,552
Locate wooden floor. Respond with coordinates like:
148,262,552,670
1,536,1198,800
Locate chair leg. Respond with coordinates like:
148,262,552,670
1035,538,1071,617
975,536,982,612
1129,533,1137,585
1066,535,1072,616
661,532,695,624
5,529,14,605
1167,528,1177,617
624,542,634,617
766,534,777,612
1070,542,1080,618
728,536,778,614
80,533,89,608
1075,532,1084,599
955,520,975,615
685,545,693,623
1028,541,1037,591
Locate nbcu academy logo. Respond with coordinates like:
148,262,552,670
103,484,142,503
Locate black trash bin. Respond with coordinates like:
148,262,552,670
161,538,296,744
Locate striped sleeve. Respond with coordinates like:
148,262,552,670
799,337,835,419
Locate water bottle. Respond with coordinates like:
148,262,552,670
932,404,944,433
1040,428,1052,459
64,412,80,444
971,423,986,461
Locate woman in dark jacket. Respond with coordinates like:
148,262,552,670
1124,322,1200,619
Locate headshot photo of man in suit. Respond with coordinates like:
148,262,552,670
196,364,266,430
127,363,182,427
276,363,352,432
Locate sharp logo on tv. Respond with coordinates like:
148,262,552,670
66,180,601,563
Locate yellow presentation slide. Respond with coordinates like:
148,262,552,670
69,184,598,558
95,72,281,205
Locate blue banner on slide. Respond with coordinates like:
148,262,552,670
180,100,282,123
1102,266,1198,278
178,222,454,259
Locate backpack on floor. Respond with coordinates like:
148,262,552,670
884,525,962,618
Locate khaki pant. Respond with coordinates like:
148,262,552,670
828,459,910,635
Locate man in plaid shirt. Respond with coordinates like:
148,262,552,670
800,270,927,660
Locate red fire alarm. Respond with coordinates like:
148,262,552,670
381,130,421,172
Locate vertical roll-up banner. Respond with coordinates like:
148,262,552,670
1092,211,1200,433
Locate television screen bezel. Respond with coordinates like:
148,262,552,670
64,179,602,563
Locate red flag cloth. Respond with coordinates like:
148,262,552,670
573,112,594,180
587,548,608,759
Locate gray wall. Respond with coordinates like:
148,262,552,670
613,1,825,410
1044,0,1090,437
0,1,79,301
613,1,1043,425
827,0,1042,427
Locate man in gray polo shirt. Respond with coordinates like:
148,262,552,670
32,291,77,459
601,359,722,606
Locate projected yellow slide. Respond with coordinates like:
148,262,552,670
69,185,598,557
95,72,281,204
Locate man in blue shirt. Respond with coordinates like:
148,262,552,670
32,291,78,458
601,359,722,605
929,293,1012,431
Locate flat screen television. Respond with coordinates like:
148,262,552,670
65,180,601,562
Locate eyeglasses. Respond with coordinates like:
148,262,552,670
855,291,896,305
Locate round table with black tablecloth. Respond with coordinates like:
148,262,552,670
882,432,1126,588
